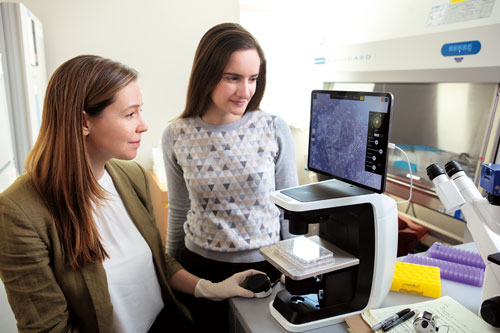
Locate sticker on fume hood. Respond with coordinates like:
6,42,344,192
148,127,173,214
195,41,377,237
427,0,495,27
441,40,481,56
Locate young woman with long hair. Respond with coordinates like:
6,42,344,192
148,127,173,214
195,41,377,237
162,23,299,331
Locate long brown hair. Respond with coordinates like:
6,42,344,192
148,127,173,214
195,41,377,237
25,55,138,270
179,22,266,119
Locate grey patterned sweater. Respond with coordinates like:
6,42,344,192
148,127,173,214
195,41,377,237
162,110,298,263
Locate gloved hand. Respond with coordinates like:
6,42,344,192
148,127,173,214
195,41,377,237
194,269,264,301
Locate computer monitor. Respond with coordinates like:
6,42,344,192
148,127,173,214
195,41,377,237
308,90,393,194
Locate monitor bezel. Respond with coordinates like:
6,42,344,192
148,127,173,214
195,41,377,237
307,90,394,194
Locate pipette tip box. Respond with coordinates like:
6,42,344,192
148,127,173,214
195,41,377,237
391,261,441,298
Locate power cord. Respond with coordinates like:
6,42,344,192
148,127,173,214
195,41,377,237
437,324,450,332
388,143,413,204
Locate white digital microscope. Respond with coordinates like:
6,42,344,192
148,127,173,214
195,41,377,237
427,160,500,327
261,181,398,332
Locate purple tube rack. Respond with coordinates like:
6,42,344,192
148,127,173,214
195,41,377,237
427,242,485,269
403,254,484,287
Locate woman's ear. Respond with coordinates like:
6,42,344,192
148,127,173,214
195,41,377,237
82,111,90,136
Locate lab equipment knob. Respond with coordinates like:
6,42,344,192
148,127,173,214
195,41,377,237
480,296,500,327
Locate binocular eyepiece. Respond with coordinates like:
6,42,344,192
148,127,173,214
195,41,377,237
426,160,483,212
426,160,463,181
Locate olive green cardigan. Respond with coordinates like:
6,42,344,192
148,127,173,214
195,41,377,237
0,159,190,332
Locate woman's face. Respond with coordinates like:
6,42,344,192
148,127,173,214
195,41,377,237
83,81,147,165
204,49,260,124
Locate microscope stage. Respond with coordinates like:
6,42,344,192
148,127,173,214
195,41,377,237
260,236,359,280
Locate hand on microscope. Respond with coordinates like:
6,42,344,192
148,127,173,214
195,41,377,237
194,269,271,300
280,273,286,285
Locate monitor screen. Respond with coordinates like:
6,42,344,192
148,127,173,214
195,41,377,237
308,90,393,193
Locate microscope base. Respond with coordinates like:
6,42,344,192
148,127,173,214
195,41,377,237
269,300,360,332
269,288,366,332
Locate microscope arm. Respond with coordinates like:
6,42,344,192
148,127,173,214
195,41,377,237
459,199,500,317
461,198,500,259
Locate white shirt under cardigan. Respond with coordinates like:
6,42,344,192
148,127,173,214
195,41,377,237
94,170,164,333
162,110,299,263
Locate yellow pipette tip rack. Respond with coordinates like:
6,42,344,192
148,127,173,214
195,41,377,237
390,261,441,298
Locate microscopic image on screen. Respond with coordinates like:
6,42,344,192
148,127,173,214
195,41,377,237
308,91,390,192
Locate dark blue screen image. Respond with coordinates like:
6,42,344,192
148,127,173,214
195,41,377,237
308,91,391,192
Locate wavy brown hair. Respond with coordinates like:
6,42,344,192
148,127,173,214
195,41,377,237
179,22,266,119
25,55,138,270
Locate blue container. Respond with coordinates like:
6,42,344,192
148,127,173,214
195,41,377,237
480,164,500,195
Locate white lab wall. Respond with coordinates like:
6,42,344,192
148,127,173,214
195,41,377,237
1,49,23,333
0,54,16,190
240,6,318,128
8,0,240,169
